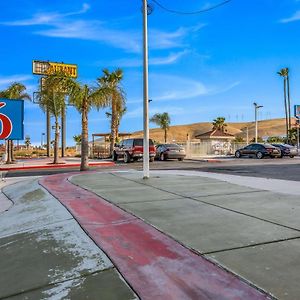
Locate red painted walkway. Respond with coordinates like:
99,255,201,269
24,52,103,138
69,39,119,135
40,173,271,300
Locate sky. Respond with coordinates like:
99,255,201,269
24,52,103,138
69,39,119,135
1,0,300,146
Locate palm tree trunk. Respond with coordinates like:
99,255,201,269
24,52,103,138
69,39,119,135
5,140,12,164
164,128,167,143
287,73,291,133
110,97,117,156
80,98,89,171
53,117,59,164
283,77,289,142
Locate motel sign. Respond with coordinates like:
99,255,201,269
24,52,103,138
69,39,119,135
0,99,24,140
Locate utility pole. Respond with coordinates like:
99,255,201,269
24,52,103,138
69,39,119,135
142,0,151,179
254,102,263,143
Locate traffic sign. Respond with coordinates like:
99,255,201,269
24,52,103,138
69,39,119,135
0,99,24,140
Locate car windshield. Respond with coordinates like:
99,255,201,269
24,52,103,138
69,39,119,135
165,144,180,148
263,143,276,148
133,139,154,146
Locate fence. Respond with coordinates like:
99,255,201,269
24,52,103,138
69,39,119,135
181,142,247,158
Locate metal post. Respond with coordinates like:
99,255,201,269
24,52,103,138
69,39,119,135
254,102,263,143
255,106,258,143
142,0,150,179
246,127,249,144
61,107,66,157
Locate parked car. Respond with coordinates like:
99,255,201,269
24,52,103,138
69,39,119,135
155,143,186,161
235,143,281,159
112,138,156,163
271,143,298,158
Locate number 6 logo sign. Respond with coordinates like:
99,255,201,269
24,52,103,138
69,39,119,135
0,102,13,139
0,99,24,140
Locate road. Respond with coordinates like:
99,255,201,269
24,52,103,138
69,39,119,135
3,157,300,181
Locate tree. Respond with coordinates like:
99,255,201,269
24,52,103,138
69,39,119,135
24,135,31,149
212,117,227,132
68,83,109,171
73,134,82,145
250,136,264,143
0,82,31,164
267,136,284,143
233,136,245,143
39,74,67,164
97,69,126,156
278,68,290,142
150,112,171,143
105,107,126,142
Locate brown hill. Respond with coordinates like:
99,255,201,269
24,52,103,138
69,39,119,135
131,118,295,143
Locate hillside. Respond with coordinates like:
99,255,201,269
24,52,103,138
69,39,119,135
131,118,295,143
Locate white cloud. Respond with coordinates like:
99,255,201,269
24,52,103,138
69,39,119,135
150,74,208,101
0,5,204,53
208,81,241,95
280,10,300,23
1,3,90,26
0,74,33,88
107,50,190,68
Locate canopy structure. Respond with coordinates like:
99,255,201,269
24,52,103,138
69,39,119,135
91,133,132,158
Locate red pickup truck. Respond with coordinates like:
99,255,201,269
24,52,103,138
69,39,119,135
112,138,156,163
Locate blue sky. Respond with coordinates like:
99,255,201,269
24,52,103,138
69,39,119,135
1,0,300,145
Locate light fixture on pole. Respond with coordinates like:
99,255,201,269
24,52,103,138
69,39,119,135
253,102,263,143
142,0,153,179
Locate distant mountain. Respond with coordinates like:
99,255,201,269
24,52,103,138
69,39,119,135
131,118,296,143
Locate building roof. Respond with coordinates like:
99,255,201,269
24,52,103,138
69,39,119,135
195,129,235,140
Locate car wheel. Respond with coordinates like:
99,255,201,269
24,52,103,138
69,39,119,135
124,152,131,163
112,151,118,161
256,151,263,159
149,157,154,162
178,157,184,161
160,153,165,161
290,155,294,158
235,151,241,158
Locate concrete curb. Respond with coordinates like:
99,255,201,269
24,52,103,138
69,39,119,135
0,161,115,171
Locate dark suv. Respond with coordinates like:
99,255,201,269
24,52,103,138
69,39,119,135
112,138,156,163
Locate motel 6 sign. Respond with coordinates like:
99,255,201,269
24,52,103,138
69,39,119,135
0,99,24,140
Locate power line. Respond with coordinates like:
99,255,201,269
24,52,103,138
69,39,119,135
151,0,232,15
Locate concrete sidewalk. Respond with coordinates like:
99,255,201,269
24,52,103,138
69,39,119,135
1,170,300,299
0,177,137,299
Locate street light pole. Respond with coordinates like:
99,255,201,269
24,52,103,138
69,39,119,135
254,102,263,143
142,0,150,179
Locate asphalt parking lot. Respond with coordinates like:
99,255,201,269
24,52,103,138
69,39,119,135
115,156,300,182
2,156,300,181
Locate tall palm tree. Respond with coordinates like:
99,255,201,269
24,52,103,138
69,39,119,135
150,112,171,143
39,75,66,164
286,68,291,132
278,68,289,141
68,83,109,170
105,106,127,142
97,69,126,156
0,82,31,164
212,117,227,132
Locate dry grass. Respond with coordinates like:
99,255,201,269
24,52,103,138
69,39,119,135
131,118,295,143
